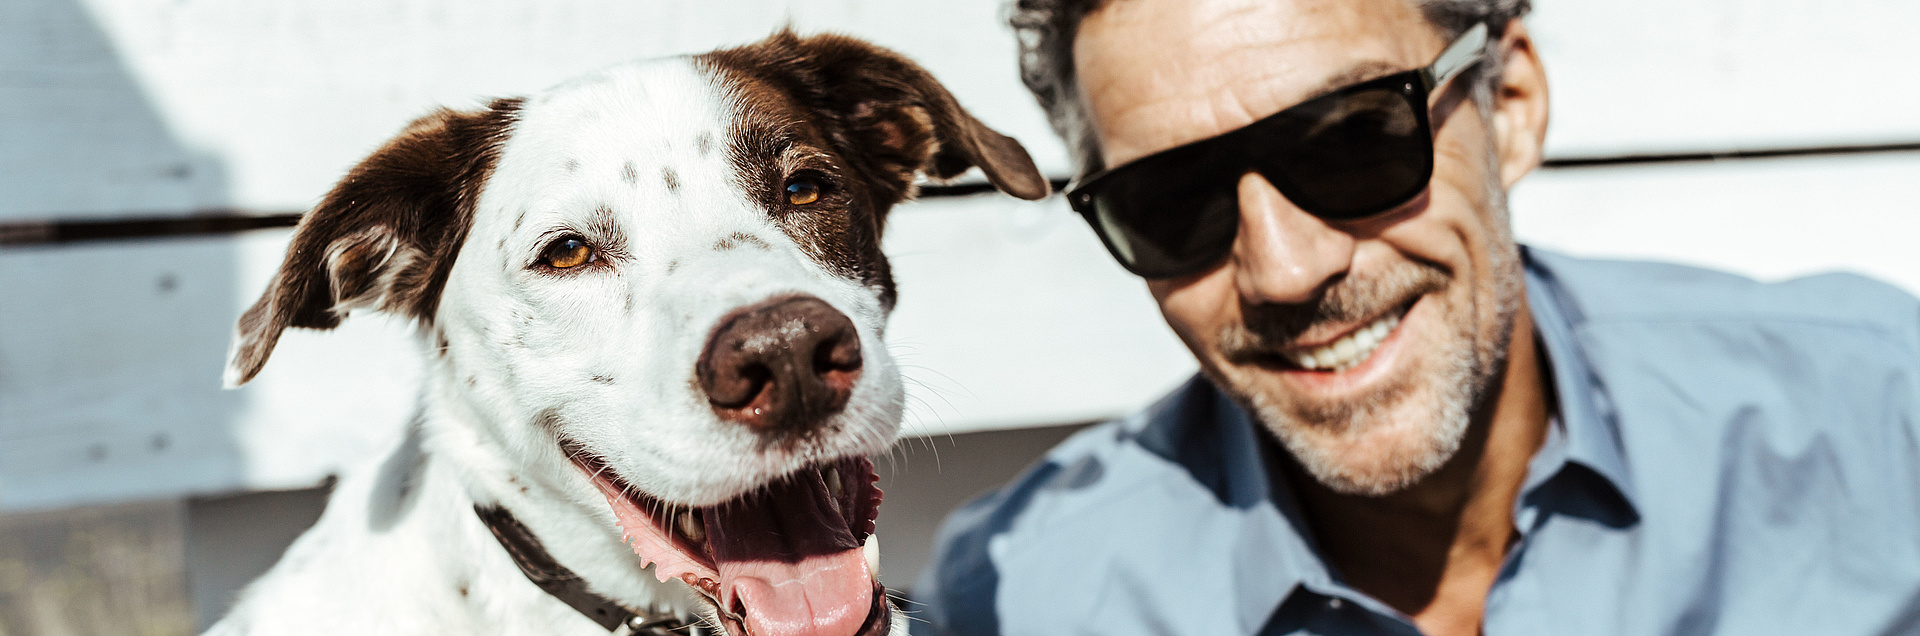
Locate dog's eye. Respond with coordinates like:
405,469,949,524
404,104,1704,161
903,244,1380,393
540,237,596,269
785,177,822,205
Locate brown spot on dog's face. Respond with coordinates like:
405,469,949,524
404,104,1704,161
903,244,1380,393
662,166,680,193
698,32,1045,310
621,161,639,185
714,232,771,251
226,98,523,386
532,408,563,432
696,131,715,156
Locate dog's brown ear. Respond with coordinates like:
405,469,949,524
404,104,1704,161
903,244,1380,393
706,31,1051,203
224,99,521,388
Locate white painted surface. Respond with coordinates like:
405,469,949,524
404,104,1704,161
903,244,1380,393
7,0,1920,220
881,196,1196,436
1532,0,1920,158
1515,151,1920,291
1,0,1062,220
5,0,1920,508
9,150,1918,508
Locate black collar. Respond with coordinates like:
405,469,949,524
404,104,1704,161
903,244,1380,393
474,505,699,635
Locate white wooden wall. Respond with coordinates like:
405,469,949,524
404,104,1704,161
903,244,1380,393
3,0,1918,511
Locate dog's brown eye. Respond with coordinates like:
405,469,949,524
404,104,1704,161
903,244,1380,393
540,237,596,269
785,178,821,205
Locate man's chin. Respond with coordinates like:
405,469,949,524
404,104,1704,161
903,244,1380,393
1268,400,1470,496
1215,337,1479,497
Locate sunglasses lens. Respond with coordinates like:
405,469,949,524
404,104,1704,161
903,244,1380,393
1073,137,1244,277
1254,84,1432,218
1070,77,1434,277
1086,175,1240,277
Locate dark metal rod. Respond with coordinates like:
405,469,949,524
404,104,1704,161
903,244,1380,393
4,141,1915,247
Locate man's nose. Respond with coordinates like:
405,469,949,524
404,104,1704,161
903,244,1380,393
1231,172,1355,304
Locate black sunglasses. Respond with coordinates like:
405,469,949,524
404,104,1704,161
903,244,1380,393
1066,24,1490,278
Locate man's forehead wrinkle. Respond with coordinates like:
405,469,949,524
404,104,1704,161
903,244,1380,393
1079,0,1441,165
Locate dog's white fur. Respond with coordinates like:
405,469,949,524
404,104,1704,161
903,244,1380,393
207,58,918,635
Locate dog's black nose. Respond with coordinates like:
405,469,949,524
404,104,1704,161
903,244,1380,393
697,295,863,435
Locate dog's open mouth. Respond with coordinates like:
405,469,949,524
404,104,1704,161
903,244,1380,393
568,448,888,636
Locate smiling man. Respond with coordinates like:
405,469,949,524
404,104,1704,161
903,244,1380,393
914,0,1920,634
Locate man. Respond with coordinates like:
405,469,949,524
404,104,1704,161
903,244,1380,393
914,0,1920,634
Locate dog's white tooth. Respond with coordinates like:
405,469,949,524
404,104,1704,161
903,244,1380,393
678,511,706,543
825,465,845,500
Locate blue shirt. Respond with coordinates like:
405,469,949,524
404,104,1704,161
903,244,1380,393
914,248,1920,635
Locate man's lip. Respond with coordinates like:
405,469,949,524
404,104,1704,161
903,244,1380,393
1278,299,1419,354
1268,298,1421,393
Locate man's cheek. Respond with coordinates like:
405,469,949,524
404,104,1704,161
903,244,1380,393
1155,279,1232,354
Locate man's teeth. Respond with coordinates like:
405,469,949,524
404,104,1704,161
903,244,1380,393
1288,312,1402,372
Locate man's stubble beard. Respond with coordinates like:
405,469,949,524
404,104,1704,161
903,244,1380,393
1210,176,1525,497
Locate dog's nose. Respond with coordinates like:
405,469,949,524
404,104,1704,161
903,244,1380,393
697,295,864,434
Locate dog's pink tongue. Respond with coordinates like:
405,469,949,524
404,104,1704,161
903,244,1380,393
720,550,873,636
705,466,875,636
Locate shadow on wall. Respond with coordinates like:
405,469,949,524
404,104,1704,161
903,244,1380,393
0,0,242,633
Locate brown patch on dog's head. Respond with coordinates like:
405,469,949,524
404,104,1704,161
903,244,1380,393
702,31,1047,204
225,98,522,387
698,31,1047,309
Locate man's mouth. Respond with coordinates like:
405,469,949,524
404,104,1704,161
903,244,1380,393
1283,305,1409,372
567,449,889,636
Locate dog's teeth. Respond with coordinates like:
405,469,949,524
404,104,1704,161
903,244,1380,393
824,465,845,500
677,511,706,543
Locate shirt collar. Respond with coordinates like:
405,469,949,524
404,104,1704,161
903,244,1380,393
1523,247,1640,514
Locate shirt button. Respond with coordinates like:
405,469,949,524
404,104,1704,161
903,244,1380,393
1328,598,1344,610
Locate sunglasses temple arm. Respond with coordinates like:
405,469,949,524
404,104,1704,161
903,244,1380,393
1423,22,1490,91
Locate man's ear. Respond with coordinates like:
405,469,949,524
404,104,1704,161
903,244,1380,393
224,98,521,388
1490,19,1549,189
705,31,1051,203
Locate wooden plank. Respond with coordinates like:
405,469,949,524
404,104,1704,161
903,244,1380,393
8,0,1919,222
1532,0,1920,158
1513,150,1920,292
0,499,194,636
6,150,1917,508
0,238,249,509
882,195,1198,435
0,234,420,510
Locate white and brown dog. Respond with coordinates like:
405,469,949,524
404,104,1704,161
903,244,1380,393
208,31,1045,636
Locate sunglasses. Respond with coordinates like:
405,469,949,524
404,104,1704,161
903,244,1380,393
1066,23,1490,278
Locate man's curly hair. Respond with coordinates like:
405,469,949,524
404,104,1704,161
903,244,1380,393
1008,0,1532,177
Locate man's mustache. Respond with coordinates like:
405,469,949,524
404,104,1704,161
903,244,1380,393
1219,261,1450,361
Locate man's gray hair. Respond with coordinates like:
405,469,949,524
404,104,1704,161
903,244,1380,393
1009,0,1532,177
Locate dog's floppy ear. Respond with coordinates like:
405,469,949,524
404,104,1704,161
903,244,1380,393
707,31,1051,203
224,98,521,388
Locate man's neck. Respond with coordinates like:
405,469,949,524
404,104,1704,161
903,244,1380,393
1280,305,1551,636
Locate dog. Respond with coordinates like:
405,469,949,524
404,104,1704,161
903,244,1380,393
205,30,1046,636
